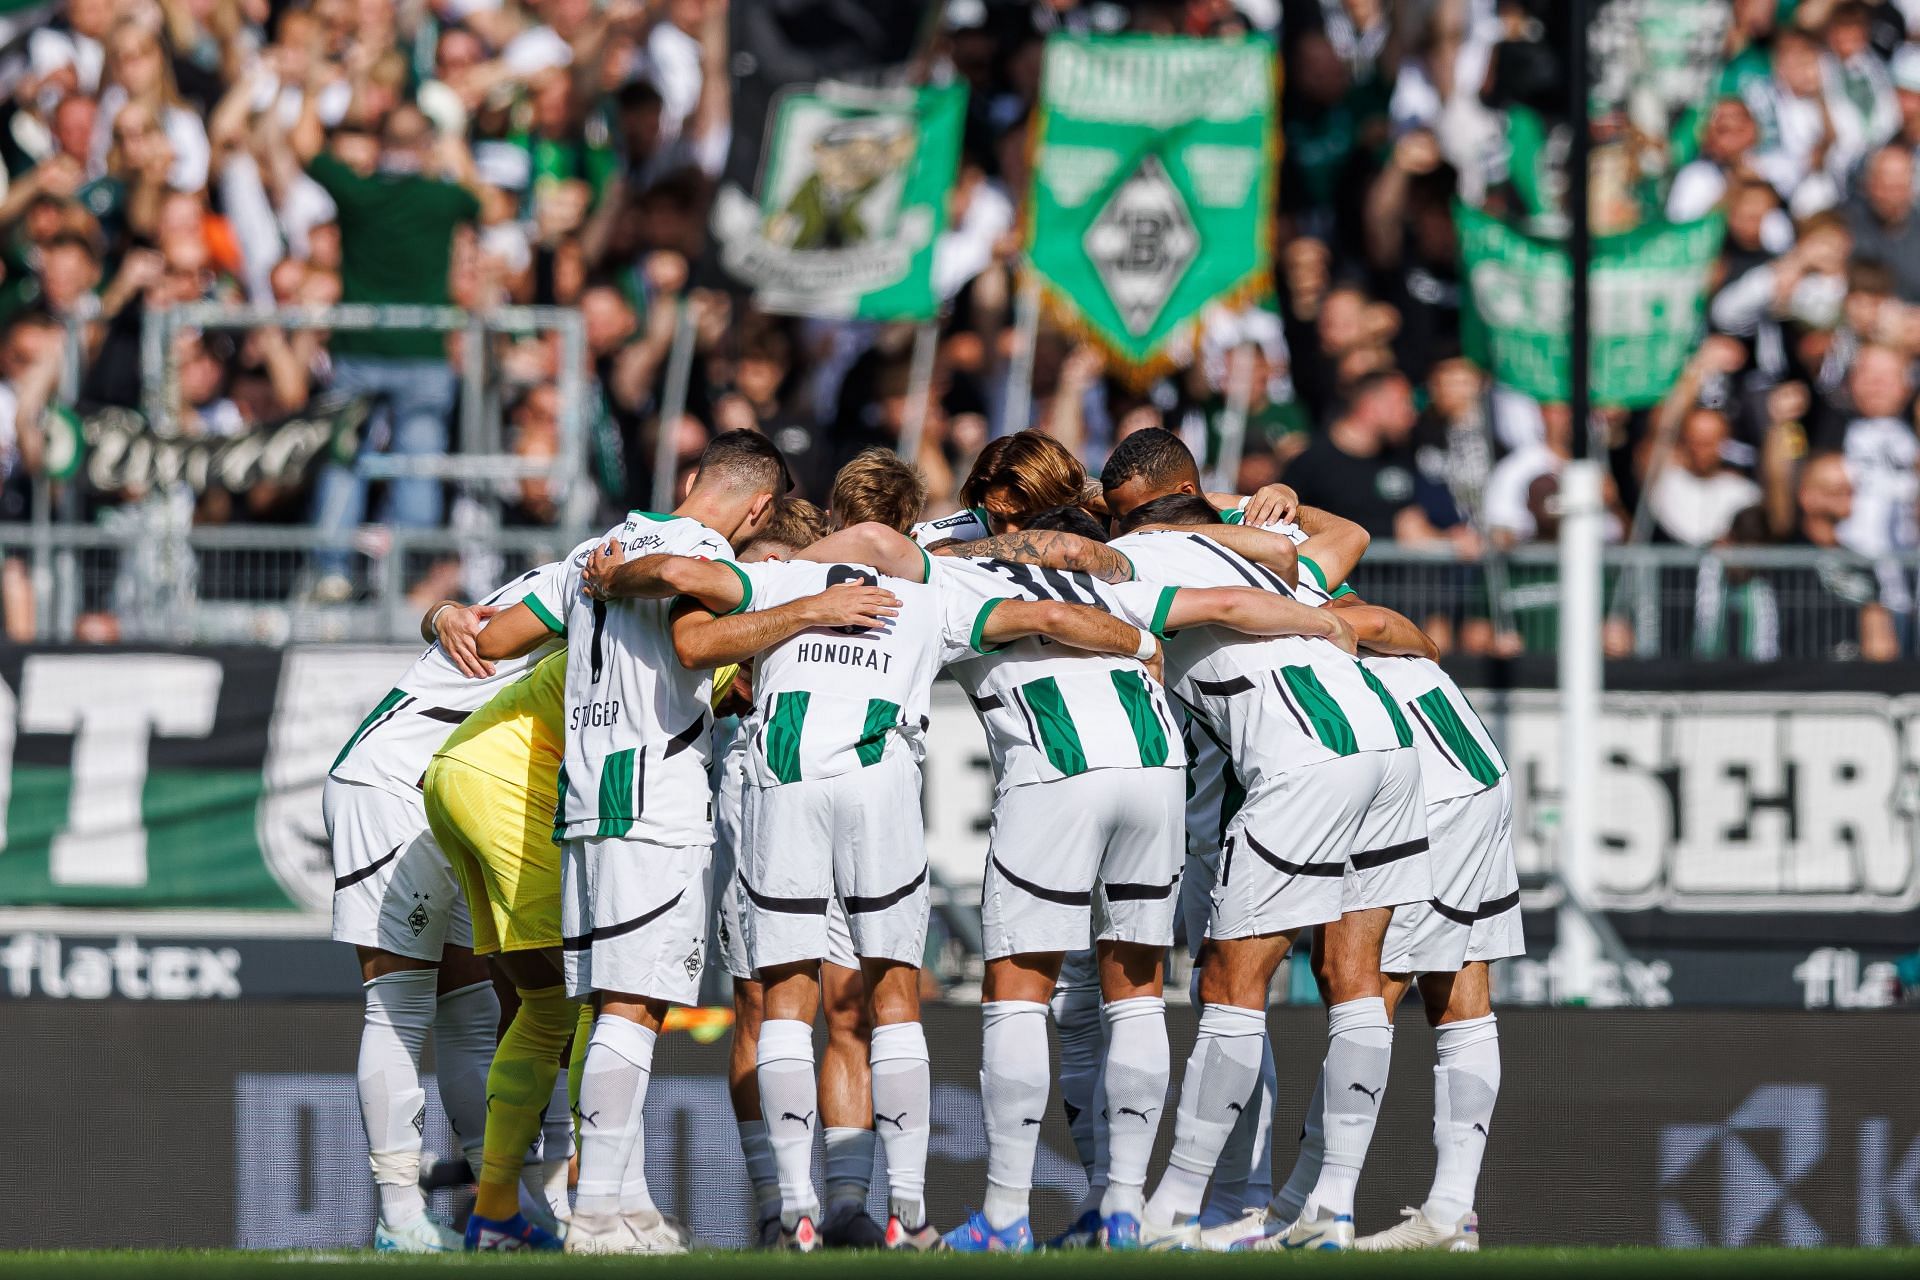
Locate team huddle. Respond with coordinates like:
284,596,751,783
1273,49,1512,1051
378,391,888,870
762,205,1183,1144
322,425,1520,1256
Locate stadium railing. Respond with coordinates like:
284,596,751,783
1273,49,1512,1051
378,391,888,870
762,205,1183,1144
3,524,1900,659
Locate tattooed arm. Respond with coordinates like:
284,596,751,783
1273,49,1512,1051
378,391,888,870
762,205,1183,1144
937,530,1134,583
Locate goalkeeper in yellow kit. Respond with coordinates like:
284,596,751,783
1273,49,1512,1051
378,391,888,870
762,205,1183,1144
429,647,745,1253
423,649,600,1251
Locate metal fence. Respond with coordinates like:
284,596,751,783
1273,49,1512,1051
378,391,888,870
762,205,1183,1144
1,519,1909,658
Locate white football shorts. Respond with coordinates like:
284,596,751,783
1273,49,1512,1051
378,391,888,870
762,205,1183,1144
1383,777,1524,972
561,836,711,1004
740,750,929,969
981,768,1184,959
1340,746,1434,914
1212,748,1425,940
324,776,472,960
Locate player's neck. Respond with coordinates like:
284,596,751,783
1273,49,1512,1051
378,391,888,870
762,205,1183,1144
671,490,742,545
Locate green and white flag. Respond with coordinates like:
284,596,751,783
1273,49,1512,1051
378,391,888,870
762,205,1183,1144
1026,34,1278,369
711,81,966,321
1457,204,1725,408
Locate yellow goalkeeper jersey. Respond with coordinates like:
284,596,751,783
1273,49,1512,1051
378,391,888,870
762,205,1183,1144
434,649,567,803
433,653,742,800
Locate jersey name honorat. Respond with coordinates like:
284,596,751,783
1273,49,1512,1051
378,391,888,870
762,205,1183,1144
790,638,893,672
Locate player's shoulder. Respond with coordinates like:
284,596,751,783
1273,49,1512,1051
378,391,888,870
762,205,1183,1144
910,507,989,547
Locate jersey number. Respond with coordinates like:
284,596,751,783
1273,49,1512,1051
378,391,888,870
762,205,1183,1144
824,564,879,635
980,560,1108,610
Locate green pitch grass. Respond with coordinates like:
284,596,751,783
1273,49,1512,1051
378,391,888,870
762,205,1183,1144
2,1250,1917,1280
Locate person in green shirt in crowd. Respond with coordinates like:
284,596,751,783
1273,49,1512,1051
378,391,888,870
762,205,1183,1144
292,97,480,597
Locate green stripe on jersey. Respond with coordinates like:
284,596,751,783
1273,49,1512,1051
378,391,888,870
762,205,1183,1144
525,594,565,634
1358,664,1414,748
1280,665,1359,756
595,748,639,837
856,699,901,767
1416,688,1503,787
765,691,810,785
1111,670,1170,768
332,688,407,772
552,763,570,838
1020,677,1088,777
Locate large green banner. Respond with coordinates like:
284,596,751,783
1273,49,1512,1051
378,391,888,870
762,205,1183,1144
1026,34,1277,367
1457,204,1725,408
711,81,966,321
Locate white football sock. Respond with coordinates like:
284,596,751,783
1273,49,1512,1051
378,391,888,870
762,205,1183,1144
524,1077,573,1220
823,1126,876,1212
1070,1047,1112,1222
618,1110,656,1216
1304,997,1392,1220
1145,1003,1264,1225
1203,1032,1276,1224
1050,980,1105,1179
756,1019,820,1227
1425,1013,1500,1223
433,979,500,1180
1271,1066,1324,1221
738,1119,782,1224
573,1015,657,1219
980,1000,1050,1229
870,1020,931,1227
357,969,436,1226
1099,996,1169,1221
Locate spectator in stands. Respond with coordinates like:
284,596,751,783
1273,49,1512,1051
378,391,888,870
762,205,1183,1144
292,97,479,599
1282,368,1438,544
1845,144,1920,302
1647,408,1764,547
1817,342,1919,559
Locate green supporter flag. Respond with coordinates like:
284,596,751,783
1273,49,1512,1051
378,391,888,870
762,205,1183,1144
710,81,966,321
1456,203,1725,409
1025,34,1278,368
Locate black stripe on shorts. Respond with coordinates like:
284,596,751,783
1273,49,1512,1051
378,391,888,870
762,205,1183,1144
1244,832,1344,877
334,844,400,891
991,856,1091,907
1350,837,1429,871
561,888,688,950
845,865,929,914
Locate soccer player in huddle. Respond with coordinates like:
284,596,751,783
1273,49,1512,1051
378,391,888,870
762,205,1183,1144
326,565,569,1251
1090,431,1436,1251
922,504,1365,1252
1196,493,1522,1254
709,451,933,1251
469,431,896,1253
581,509,1166,1251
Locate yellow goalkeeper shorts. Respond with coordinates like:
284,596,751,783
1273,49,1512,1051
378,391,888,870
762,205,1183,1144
424,756,561,955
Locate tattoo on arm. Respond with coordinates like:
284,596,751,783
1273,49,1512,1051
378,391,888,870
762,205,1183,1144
949,530,1133,583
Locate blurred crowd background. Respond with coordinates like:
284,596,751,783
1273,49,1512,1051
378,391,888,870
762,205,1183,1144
0,0,1917,658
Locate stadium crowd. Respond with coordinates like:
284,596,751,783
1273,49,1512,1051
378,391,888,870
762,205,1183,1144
0,0,1918,657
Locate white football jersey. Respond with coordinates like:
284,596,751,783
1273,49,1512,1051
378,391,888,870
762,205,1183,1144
1362,655,1506,802
936,557,1186,789
330,562,568,799
738,558,1003,786
1217,507,1503,802
910,506,990,548
531,513,739,846
1218,506,1351,605
1109,529,1413,795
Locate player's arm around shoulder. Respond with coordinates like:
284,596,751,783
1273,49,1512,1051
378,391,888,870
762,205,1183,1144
474,602,557,662
669,579,902,670
1294,505,1370,587
1330,594,1438,660
1165,587,1358,654
584,541,751,613
1161,523,1301,588
938,529,1134,583
978,596,1156,662
795,522,931,581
